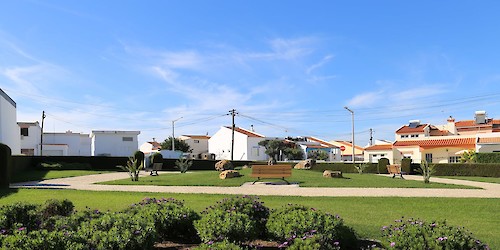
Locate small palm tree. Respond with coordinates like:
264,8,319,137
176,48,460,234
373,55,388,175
117,157,143,181
417,159,435,184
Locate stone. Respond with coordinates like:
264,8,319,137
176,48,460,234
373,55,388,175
323,170,343,178
219,170,241,179
294,159,316,170
215,159,233,172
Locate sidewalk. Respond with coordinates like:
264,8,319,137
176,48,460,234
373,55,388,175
10,172,500,198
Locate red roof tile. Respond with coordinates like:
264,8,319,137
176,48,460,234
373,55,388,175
365,144,393,151
307,137,338,148
396,124,428,134
478,137,500,144
394,138,475,149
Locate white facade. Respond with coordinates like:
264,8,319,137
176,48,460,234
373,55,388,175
18,122,41,155
209,126,267,161
139,141,161,154
0,89,20,154
91,130,140,157
43,131,91,156
179,135,210,155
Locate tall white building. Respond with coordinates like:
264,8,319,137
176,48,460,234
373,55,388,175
0,89,20,154
91,130,140,156
209,126,267,161
18,122,42,155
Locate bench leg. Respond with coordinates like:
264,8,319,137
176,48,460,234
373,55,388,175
282,177,290,184
392,174,396,178
400,174,404,179
252,177,261,185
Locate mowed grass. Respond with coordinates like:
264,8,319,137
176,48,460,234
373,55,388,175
101,168,478,189
444,176,500,184
0,188,498,249
11,170,113,183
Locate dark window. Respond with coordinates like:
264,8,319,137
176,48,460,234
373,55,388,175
194,140,200,143
122,137,133,141
425,153,433,163
20,127,29,136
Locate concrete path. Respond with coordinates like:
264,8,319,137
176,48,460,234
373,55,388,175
10,172,500,198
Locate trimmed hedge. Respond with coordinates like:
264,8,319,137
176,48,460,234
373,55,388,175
431,163,500,177
476,153,500,163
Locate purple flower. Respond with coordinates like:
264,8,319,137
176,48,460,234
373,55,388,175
438,237,444,241
334,241,340,246
18,227,26,231
390,242,396,247
207,241,214,245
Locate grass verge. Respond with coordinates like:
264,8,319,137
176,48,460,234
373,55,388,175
0,188,498,249
101,169,477,188
10,170,114,183
444,176,500,184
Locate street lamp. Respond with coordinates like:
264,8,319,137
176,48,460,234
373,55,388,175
172,117,183,151
344,107,355,166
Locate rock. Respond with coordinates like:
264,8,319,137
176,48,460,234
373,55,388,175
294,159,316,170
323,170,343,178
215,160,233,172
219,170,241,179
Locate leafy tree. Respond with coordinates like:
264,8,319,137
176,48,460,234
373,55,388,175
283,147,304,160
307,150,329,161
160,137,192,152
258,139,288,162
460,149,477,163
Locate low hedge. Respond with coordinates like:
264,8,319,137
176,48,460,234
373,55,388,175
431,163,500,177
476,153,500,163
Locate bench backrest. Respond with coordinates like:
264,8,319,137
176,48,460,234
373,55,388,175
251,164,292,177
386,164,401,174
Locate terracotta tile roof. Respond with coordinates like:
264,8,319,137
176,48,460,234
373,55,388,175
365,144,393,151
306,137,338,148
394,138,475,149
455,119,500,127
331,140,364,151
306,145,329,149
477,137,500,144
225,126,265,138
396,124,428,134
181,135,211,139
148,141,162,150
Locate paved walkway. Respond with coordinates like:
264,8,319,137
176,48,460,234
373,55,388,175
10,172,500,198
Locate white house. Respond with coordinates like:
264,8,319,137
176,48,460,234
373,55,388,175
90,130,140,156
43,131,91,156
18,122,42,155
139,141,162,154
0,88,20,154
179,135,210,155
209,126,267,161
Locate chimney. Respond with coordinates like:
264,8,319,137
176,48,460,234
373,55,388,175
475,111,487,124
447,116,457,134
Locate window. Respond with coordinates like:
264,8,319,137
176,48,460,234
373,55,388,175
381,154,385,157
122,137,133,141
252,147,260,156
401,135,409,138
372,154,377,157
449,156,461,163
411,134,419,138
20,127,29,136
194,140,200,143
425,153,433,163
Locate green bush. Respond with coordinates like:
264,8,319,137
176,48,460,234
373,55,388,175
401,158,412,174
193,240,244,250
194,209,257,243
124,197,200,242
204,196,269,237
0,143,12,188
432,163,500,177
0,202,40,232
42,208,103,232
476,153,500,163
133,151,145,169
0,229,86,250
378,158,390,174
381,217,489,249
39,199,74,220
266,204,358,249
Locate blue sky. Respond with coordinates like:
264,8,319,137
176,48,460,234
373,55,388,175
1,1,500,147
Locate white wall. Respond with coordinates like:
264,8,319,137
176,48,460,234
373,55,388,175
0,89,20,154
209,128,233,160
246,137,267,161
91,131,140,157
19,123,41,155
180,136,209,155
43,132,91,156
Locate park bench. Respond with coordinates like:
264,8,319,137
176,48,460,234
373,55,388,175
387,164,404,179
250,164,292,184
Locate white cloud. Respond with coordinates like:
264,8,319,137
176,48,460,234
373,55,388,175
306,54,334,74
347,91,384,108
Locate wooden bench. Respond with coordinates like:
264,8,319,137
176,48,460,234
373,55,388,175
387,164,404,179
250,164,292,184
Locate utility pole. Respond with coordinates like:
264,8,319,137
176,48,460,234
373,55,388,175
40,111,46,156
172,117,183,151
229,109,237,161
369,128,374,146
344,107,355,166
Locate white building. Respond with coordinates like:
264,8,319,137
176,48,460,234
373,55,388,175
179,135,210,155
91,130,140,157
18,122,42,155
43,131,91,156
139,141,162,154
209,126,267,161
0,89,20,154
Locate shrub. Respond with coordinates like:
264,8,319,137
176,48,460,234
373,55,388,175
378,158,390,174
476,153,500,163
354,163,370,174
193,240,244,250
152,153,163,163
267,204,358,249
175,157,192,173
42,208,103,232
124,197,200,242
381,217,489,249
204,196,269,237
417,160,436,184
133,151,145,169
401,158,412,174
39,199,74,220
195,209,257,243
77,212,157,250
432,164,500,177
0,143,12,188
0,202,40,232
0,229,87,250
117,157,142,181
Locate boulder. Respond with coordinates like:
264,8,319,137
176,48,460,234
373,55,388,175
215,160,233,172
294,159,316,170
323,170,343,178
219,170,241,179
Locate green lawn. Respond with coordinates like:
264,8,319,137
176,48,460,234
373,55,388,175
0,188,498,249
10,170,113,183
444,176,500,184
101,169,478,189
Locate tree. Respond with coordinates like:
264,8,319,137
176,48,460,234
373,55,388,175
283,147,304,160
160,137,192,152
460,149,476,163
258,139,288,162
307,150,329,161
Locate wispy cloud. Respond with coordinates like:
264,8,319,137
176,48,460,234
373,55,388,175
347,91,384,108
306,54,334,74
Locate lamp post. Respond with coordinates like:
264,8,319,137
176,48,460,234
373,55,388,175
172,117,183,151
344,106,355,166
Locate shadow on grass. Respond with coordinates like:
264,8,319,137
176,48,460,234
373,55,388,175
10,170,50,183
0,188,19,199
